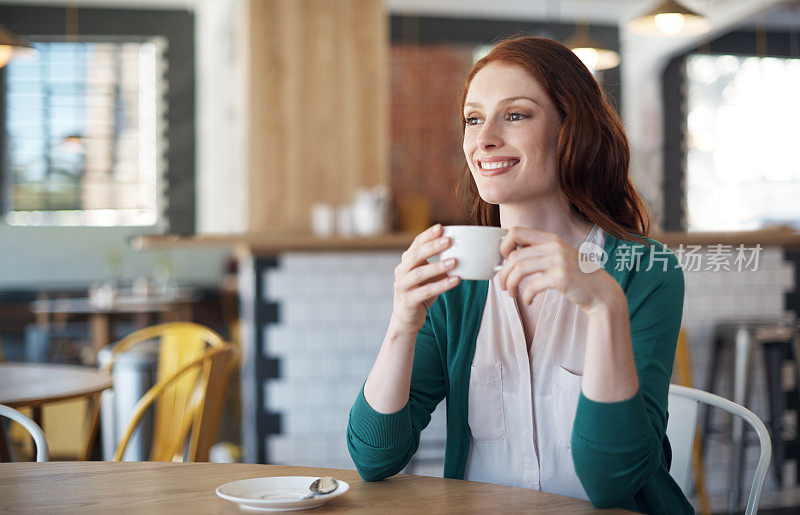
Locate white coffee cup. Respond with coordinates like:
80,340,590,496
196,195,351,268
438,225,507,281
311,203,335,237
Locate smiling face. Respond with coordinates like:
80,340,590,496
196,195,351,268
462,62,563,207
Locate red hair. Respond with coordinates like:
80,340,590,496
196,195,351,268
455,36,651,244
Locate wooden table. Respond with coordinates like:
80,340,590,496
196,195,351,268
30,291,199,354
0,363,112,461
0,462,630,513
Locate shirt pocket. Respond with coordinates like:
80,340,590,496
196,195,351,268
468,362,505,442
551,366,583,450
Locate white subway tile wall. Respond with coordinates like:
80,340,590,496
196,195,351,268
263,251,447,473
262,247,797,507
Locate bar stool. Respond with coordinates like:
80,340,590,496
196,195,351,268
700,315,800,514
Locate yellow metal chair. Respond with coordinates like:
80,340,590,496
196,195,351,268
100,322,237,462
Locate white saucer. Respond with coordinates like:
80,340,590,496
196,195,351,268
216,476,350,512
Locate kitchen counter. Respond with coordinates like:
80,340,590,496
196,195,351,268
131,226,800,254
131,233,418,254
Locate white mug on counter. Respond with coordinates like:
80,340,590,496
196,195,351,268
336,204,355,237
437,225,507,281
310,185,389,238
311,203,335,238
352,186,388,236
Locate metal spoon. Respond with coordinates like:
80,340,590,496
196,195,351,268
301,476,338,500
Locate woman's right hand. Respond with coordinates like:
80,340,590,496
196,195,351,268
390,224,460,334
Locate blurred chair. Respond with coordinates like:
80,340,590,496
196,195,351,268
667,384,771,515
0,404,49,462
672,328,709,514
99,322,236,462
217,270,243,446
701,316,800,508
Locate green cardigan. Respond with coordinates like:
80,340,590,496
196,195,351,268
347,231,694,514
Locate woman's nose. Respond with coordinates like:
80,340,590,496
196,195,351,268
476,119,502,149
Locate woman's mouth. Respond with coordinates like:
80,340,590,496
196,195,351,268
478,158,520,176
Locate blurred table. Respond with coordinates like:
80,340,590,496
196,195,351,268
30,291,200,353
0,462,630,513
0,363,112,462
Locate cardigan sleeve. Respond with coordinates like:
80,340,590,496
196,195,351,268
346,299,447,481
571,244,693,513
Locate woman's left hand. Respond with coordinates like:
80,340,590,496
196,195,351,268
498,226,625,315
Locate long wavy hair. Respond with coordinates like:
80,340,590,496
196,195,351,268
455,36,651,244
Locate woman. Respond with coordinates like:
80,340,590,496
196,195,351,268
347,36,691,514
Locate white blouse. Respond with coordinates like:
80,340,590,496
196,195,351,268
463,223,604,500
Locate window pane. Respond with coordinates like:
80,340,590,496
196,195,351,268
685,54,800,231
4,39,165,226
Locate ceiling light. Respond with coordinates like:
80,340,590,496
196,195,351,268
0,23,32,68
628,0,711,37
567,29,620,71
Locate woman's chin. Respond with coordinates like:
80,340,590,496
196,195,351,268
477,189,513,206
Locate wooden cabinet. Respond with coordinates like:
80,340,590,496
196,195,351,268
246,0,388,233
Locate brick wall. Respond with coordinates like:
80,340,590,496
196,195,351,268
390,44,475,227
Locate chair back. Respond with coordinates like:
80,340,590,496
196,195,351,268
666,384,771,515
102,322,235,462
0,404,49,462
665,389,698,490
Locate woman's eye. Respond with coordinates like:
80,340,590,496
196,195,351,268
464,116,482,126
507,112,527,121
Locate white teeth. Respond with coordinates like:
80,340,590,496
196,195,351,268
480,160,517,170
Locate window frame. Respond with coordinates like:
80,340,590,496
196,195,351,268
662,29,800,231
0,4,195,235
4,35,166,227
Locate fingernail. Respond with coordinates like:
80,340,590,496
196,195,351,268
438,237,449,247
448,276,459,283
445,258,455,266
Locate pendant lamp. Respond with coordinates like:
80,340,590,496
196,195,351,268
628,0,711,37
567,24,620,71
0,22,31,68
